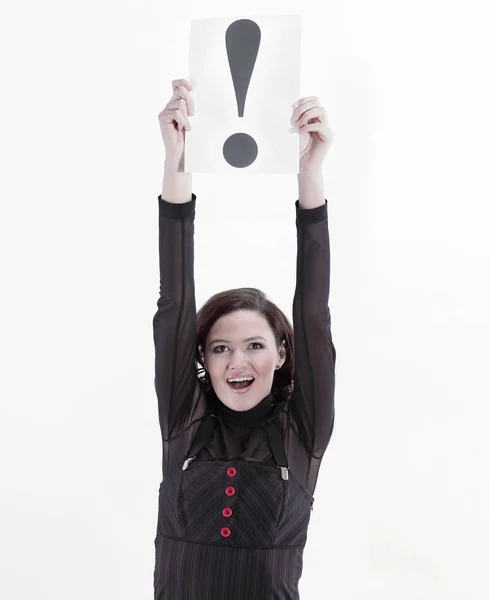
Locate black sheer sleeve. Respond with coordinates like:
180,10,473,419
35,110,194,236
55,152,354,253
153,194,204,475
288,199,336,494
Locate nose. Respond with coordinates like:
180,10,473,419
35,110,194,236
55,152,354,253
228,350,249,369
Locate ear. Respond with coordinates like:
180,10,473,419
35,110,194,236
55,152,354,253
198,345,205,364
277,341,287,368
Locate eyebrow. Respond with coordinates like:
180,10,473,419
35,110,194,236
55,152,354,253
208,336,267,346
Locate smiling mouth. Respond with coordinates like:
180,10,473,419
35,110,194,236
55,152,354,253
227,378,255,392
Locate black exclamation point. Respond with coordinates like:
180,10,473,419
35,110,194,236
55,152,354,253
223,19,261,168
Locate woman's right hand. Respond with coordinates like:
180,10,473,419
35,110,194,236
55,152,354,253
159,79,195,170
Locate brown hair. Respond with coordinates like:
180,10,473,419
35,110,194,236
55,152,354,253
195,287,293,399
171,287,313,455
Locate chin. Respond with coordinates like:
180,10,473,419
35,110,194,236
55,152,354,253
224,392,263,411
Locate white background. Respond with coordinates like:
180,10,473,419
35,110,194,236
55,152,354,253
1,1,488,599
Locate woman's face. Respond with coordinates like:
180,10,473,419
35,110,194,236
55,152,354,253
201,310,286,411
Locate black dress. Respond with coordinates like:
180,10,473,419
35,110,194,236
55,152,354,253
153,193,336,599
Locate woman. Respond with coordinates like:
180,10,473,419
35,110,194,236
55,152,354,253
153,78,336,599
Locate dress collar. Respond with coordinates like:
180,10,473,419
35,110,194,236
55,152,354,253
209,389,275,428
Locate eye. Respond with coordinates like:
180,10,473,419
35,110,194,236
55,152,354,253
212,342,264,353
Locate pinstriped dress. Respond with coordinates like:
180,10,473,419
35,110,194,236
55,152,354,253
153,194,336,599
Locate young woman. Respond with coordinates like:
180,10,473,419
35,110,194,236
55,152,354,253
153,78,336,599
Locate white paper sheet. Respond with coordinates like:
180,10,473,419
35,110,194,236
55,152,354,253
184,15,302,174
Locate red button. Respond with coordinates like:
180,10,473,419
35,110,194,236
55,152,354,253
227,467,237,477
225,486,235,496
221,527,231,538
223,507,233,518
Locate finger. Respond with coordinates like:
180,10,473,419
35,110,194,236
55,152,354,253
293,96,318,107
166,96,192,129
291,101,316,123
299,123,334,141
161,105,191,131
296,107,326,127
293,108,328,130
172,78,193,91
173,107,191,131
172,84,195,117
291,96,318,113
298,123,321,132
290,98,319,122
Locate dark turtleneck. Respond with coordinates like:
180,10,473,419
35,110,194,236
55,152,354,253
209,389,275,429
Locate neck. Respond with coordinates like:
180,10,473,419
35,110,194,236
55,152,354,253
210,389,275,427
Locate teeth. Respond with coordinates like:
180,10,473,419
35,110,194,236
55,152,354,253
228,377,254,383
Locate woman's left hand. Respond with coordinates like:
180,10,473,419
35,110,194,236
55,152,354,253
290,96,334,173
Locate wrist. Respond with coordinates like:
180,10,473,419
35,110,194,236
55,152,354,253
297,169,325,209
298,168,322,179
162,163,192,204
164,158,187,174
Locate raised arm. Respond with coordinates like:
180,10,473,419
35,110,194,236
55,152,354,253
291,170,336,462
153,169,199,473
